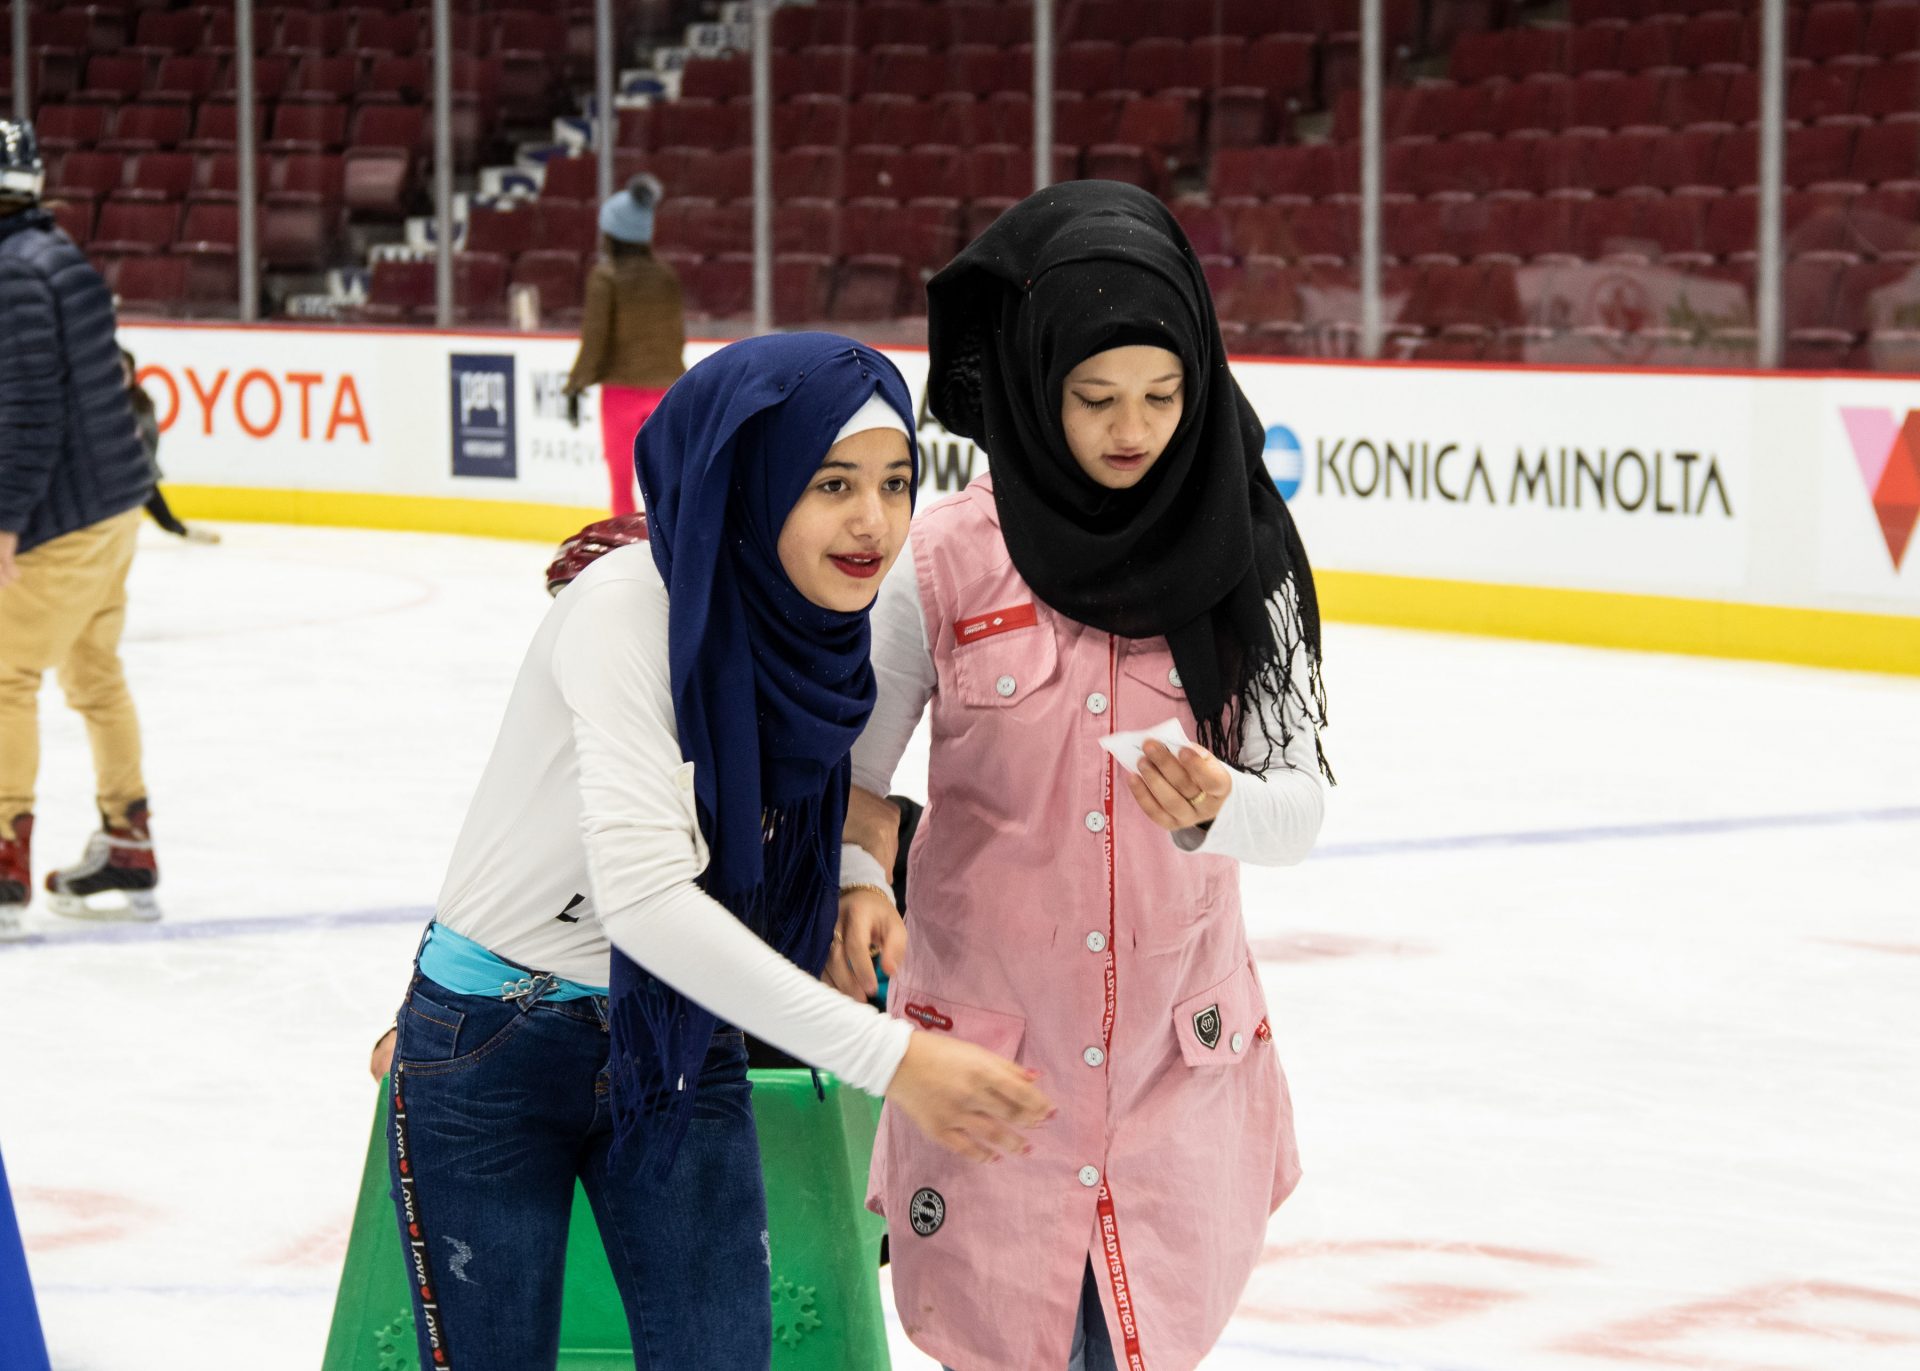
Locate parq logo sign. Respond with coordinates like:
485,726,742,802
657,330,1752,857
449,354,516,480
1839,408,1920,572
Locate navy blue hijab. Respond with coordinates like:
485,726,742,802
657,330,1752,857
619,332,918,1169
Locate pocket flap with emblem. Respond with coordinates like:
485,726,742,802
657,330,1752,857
1171,958,1269,1067
950,603,1059,708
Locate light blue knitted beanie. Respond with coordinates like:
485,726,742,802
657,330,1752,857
599,173,663,245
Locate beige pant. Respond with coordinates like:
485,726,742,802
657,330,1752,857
0,508,146,831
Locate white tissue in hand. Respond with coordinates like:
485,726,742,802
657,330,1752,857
1097,718,1195,776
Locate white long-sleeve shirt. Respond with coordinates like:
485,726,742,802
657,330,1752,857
848,537,1326,865
433,542,913,1098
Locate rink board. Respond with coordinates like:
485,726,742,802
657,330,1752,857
120,322,1920,673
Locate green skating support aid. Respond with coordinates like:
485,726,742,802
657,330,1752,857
321,1070,890,1371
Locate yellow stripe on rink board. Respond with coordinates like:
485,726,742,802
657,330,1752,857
1318,570,1920,678
159,486,1920,677
161,485,607,544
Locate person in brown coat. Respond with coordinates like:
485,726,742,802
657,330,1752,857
563,174,686,515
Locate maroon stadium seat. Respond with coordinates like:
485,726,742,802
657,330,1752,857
465,204,536,259
863,45,945,100
1847,187,1920,258
149,55,219,104
534,199,599,256
1790,64,1861,124
453,252,509,324
653,99,749,152
354,11,424,57
1568,20,1626,74
78,55,148,103
511,250,585,323
267,104,349,155
1573,73,1664,130
1246,34,1315,108
36,104,112,153
1797,2,1866,62
690,253,752,318
1675,11,1747,69
854,4,944,48
541,156,596,201
1644,127,1726,189
848,95,938,150
1573,195,1650,259
775,252,834,323
1704,191,1760,256
176,200,240,254
362,55,430,103
1495,195,1580,260
1620,19,1685,73
117,152,196,204
133,7,207,54
272,153,346,211
49,198,95,244
342,148,411,216
91,200,181,257
1849,121,1920,186
831,254,908,321
362,257,436,322
1856,55,1920,120
353,105,428,157
103,105,193,154
1490,79,1572,137
674,147,752,201
777,197,842,255
49,150,126,203
1113,95,1198,161
1057,41,1124,96
773,146,845,201
1642,193,1712,254
112,254,190,315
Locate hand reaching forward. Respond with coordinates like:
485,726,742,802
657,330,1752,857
885,1032,1053,1162
1124,739,1234,832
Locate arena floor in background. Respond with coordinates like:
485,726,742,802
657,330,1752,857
2,521,1915,1370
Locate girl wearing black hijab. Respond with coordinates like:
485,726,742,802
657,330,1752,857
836,184,1331,1371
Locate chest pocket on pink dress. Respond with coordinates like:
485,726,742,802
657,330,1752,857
1119,640,1193,725
950,601,1061,709
892,985,1027,1061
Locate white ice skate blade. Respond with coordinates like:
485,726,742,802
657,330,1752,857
0,907,28,941
1098,717,1196,776
47,890,162,922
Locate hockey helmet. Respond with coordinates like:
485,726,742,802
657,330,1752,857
0,119,45,204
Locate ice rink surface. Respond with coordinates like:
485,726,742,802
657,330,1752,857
2,521,1916,1371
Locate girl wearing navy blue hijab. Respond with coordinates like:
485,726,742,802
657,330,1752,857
382,333,1051,1371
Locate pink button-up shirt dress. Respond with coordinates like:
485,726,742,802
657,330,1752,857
860,476,1326,1371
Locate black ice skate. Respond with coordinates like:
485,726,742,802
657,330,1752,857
0,812,31,938
46,800,161,922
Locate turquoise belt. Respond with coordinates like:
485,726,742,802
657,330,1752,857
418,921,608,1001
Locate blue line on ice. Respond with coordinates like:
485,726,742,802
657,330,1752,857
4,803,1916,954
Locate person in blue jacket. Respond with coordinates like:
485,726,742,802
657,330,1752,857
0,118,164,932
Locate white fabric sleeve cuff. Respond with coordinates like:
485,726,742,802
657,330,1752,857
839,842,895,903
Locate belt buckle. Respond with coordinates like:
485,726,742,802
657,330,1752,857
500,973,547,1002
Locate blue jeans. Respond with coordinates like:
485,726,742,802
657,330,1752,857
388,972,771,1370
944,1262,1117,1371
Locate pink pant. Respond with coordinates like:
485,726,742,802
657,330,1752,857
599,385,669,516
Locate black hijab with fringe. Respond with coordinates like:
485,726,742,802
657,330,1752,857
925,180,1330,778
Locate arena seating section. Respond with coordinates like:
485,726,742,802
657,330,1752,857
5,0,1918,368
